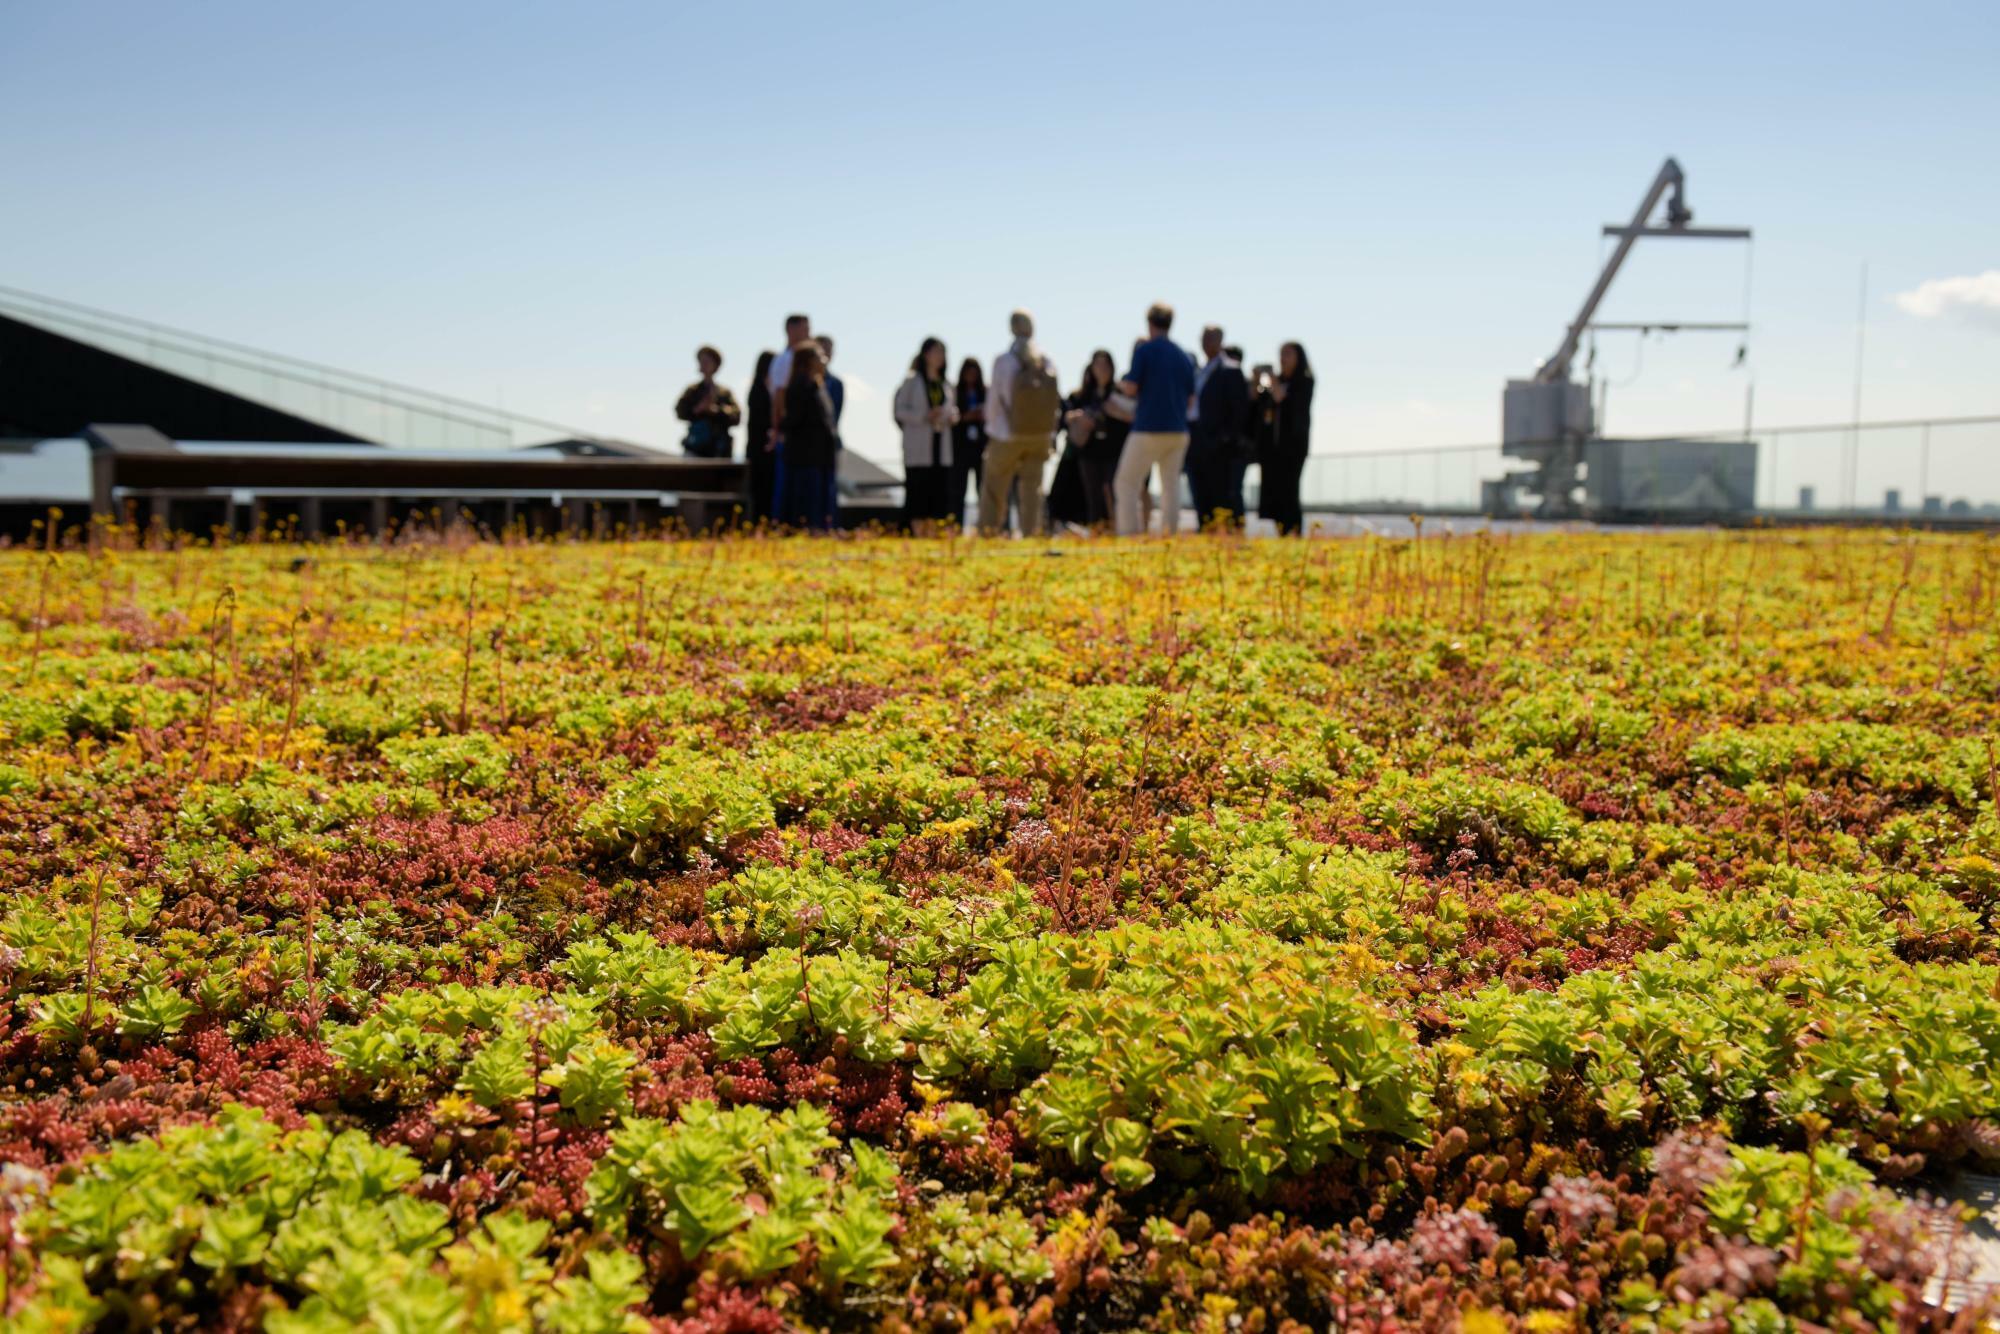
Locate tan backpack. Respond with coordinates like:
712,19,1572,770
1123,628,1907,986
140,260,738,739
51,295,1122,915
1009,353,1062,439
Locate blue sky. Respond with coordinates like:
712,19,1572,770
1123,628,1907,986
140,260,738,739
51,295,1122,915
3,0,1996,467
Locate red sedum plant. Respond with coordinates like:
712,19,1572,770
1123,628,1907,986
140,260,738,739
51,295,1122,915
2,525,1997,1329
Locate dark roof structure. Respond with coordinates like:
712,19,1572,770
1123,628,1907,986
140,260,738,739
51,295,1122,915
0,311,362,444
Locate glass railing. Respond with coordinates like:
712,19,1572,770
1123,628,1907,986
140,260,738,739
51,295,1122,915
1294,416,2000,519
1751,417,2000,515
1294,444,1502,513
0,285,598,451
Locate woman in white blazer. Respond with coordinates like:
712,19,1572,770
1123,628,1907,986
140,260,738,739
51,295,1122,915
894,337,961,532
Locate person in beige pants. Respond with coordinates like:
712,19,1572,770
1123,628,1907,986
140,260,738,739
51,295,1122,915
979,310,1060,537
1113,303,1197,535
1114,430,1189,535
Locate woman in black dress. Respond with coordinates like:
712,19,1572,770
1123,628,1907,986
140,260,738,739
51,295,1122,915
1259,341,1315,536
743,350,777,524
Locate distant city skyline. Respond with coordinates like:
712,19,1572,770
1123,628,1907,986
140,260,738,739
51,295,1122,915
3,1,1996,470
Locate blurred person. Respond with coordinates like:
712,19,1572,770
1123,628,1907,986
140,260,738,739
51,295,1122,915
1114,302,1195,536
952,359,988,527
981,310,1062,537
767,313,813,431
815,333,846,433
675,345,741,459
1186,325,1249,528
1218,339,1252,524
1226,342,1254,519
1064,349,1130,528
894,337,960,533
781,343,839,532
1259,341,1315,536
1245,354,1278,525
767,314,813,517
815,333,845,523
1047,428,1089,529
743,350,778,522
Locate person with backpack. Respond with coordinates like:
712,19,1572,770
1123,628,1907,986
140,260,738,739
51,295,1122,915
980,309,1062,537
1114,302,1196,535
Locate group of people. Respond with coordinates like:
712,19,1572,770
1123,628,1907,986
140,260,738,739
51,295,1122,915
674,303,1315,536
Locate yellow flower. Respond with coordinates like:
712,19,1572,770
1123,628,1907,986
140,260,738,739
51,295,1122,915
1462,1308,1510,1334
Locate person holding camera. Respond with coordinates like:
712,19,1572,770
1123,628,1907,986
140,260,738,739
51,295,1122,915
1258,341,1315,535
675,345,742,458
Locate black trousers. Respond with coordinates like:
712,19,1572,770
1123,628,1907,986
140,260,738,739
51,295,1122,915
1259,446,1307,535
950,438,985,529
1185,435,1245,529
747,446,779,523
903,464,954,527
1077,453,1117,527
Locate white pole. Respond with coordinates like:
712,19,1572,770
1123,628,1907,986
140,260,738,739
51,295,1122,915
1849,262,1868,509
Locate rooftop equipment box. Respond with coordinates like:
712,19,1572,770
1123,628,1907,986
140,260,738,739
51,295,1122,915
1583,438,1756,514
1502,380,1593,452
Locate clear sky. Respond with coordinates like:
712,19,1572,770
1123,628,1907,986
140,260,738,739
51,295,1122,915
3,0,1996,469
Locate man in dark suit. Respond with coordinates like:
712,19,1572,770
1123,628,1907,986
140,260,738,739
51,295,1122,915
1185,324,1251,528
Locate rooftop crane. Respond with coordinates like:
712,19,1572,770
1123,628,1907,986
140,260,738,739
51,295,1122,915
1493,157,1751,517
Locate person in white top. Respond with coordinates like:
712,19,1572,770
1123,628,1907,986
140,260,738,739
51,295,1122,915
762,313,813,506
767,314,810,399
980,310,1061,537
893,336,961,533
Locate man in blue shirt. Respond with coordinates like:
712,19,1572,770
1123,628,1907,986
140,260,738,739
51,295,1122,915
1113,302,1196,535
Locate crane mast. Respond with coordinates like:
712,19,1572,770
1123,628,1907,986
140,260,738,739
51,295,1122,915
1537,158,1691,385
1490,157,1751,518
